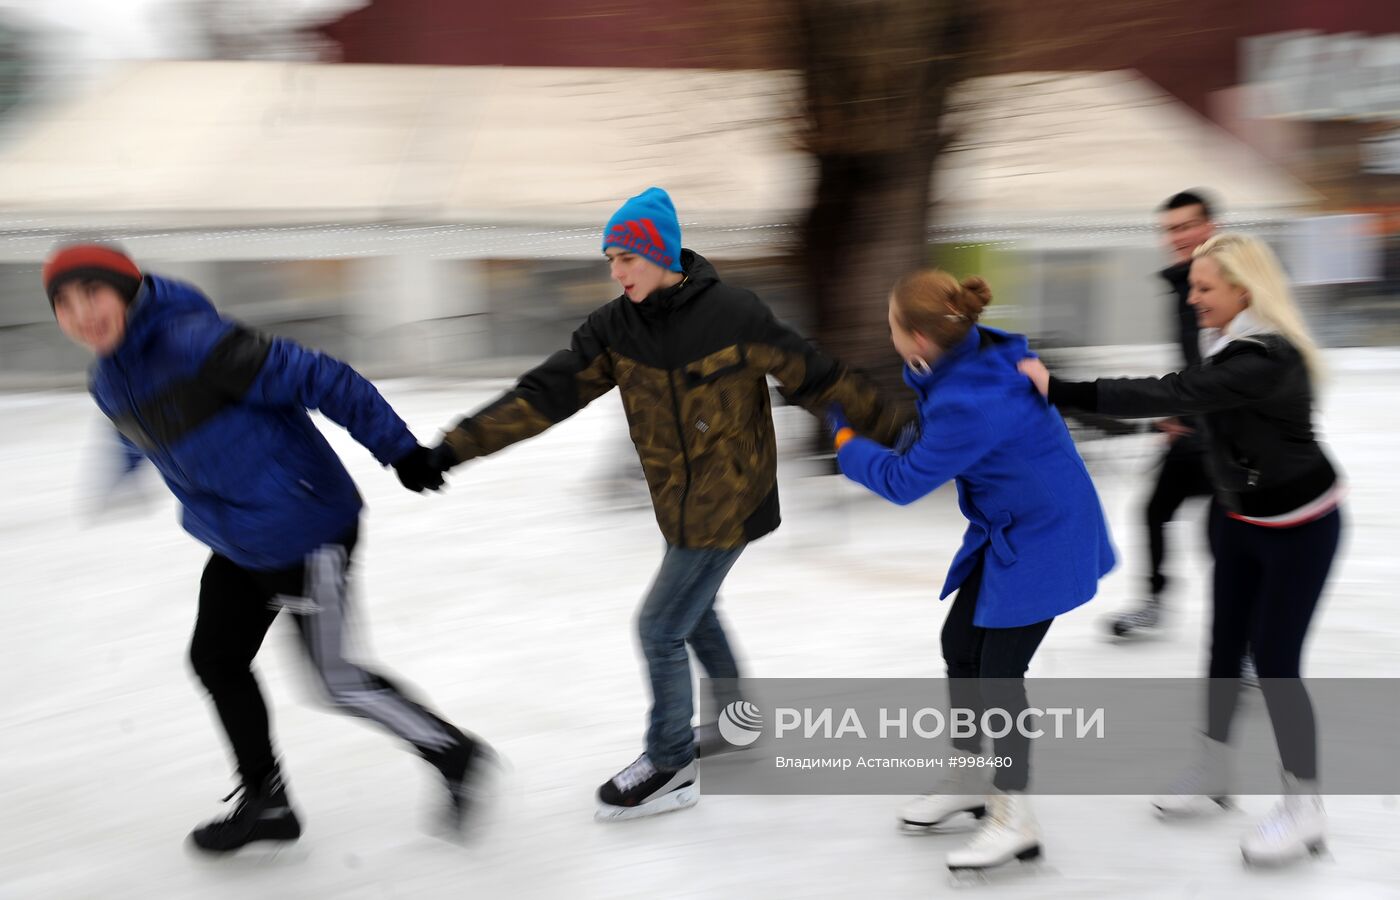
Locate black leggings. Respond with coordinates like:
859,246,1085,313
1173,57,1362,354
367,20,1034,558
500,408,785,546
941,558,1053,791
189,525,463,785
1204,505,1342,779
1144,445,1213,595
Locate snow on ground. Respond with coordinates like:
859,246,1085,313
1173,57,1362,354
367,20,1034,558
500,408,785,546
2,349,1399,899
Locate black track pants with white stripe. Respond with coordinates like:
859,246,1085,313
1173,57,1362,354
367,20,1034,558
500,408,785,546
189,523,462,785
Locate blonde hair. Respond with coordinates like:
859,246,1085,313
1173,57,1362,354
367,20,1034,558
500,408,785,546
891,269,992,350
1192,234,1322,381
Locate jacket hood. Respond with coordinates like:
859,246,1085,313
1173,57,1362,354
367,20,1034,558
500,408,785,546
112,275,218,363
632,249,720,318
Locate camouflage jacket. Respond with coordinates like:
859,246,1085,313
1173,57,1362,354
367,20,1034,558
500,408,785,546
441,251,913,549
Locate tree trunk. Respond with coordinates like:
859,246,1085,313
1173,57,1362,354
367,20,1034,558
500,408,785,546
803,148,936,393
794,0,985,393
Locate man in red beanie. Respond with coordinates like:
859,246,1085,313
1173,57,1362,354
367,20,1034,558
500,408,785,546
45,243,494,853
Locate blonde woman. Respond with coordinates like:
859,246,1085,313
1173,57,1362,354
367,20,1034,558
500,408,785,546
1020,234,1343,867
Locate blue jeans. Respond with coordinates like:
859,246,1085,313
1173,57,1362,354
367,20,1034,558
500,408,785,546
639,543,746,769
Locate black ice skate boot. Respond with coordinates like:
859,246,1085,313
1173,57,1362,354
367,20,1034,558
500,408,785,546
422,726,499,837
189,768,301,853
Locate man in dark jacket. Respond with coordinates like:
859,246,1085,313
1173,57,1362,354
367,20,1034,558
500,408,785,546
1108,190,1218,638
45,244,490,853
411,187,913,819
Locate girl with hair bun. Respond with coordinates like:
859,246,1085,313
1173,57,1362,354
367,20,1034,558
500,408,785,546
828,269,1116,874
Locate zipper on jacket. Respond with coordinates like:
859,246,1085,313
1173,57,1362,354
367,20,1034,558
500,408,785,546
667,367,693,546
111,355,192,488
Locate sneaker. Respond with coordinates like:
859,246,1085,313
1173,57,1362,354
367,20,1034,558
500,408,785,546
189,769,302,853
596,754,699,821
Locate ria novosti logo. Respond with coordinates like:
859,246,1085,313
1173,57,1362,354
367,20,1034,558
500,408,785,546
718,700,764,747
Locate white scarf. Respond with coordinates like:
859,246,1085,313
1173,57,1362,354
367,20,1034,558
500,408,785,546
1199,307,1273,360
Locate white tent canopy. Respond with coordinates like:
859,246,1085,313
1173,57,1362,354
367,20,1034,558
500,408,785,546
938,71,1316,227
0,62,1315,241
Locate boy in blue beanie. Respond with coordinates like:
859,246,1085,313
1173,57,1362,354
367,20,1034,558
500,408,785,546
410,187,914,820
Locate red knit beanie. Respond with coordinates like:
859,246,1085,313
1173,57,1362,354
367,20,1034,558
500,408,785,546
42,244,143,308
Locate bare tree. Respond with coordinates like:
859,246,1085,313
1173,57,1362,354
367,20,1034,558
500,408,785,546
790,0,987,392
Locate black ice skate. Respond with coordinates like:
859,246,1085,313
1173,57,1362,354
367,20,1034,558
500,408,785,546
188,770,301,854
693,721,763,759
596,753,698,821
424,729,498,838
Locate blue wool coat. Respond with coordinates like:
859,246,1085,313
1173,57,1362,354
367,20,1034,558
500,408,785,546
837,326,1115,628
88,275,418,571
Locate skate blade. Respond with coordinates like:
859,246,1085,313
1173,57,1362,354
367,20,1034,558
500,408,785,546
947,844,1044,887
899,807,987,834
1152,796,1233,820
595,784,699,822
1104,624,1164,643
185,836,309,865
1242,839,1329,868
696,744,764,764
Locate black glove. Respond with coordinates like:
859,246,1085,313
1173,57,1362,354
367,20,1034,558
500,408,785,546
392,444,447,493
426,442,460,473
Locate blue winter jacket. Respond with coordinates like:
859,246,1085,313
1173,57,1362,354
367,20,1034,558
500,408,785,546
837,326,1115,628
88,275,418,571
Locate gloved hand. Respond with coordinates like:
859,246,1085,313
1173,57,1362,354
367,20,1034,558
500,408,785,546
427,442,460,473
824,403,856,451
392,444,447,493
892,418,921,455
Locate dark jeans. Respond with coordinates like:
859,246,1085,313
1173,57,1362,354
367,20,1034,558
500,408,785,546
940,557,1053,791
189,525,462,785
638,543,745,769
1145,444,1214,596
1204,505,1342,780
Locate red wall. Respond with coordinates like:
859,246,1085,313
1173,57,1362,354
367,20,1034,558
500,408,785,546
322,0,1397,117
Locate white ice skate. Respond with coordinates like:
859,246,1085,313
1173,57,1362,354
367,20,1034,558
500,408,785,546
944,791,1042,874
898,752,991,831
1152,733,1233,818
1107,598,1162,639
1240,772,1327,867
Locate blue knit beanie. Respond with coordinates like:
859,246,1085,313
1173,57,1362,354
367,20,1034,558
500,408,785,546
602,187,683,273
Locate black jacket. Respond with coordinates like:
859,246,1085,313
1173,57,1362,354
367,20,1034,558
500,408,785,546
1160,261,1207,455
1049,334,1337,518
1161,261,1202,368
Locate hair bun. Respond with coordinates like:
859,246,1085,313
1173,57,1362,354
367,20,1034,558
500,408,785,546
960,276,993,313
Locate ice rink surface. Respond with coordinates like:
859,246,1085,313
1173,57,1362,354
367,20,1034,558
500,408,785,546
3,349,1399,899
